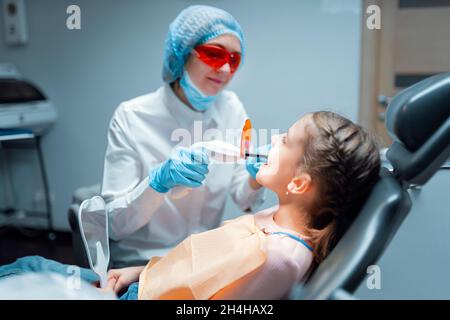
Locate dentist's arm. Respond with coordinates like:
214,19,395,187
102,106,209,241
101,107,166,241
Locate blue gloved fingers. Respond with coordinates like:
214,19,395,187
174,149,209,175
245,144,270,180
175,147,192,162
183,162,209,175
174,163,206,183
246,155,257,165
245,161,258,180
176,147,209,166
179,147,209,175
148,147,211,193
177,177,203,188
148,166,171,193
190,147,209,165
170,170,203,188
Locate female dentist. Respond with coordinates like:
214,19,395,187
101,5,267,267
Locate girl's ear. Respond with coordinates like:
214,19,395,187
287,173,312,195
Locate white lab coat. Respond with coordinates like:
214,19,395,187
101,83,266,267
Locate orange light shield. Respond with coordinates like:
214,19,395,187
240,119,252,159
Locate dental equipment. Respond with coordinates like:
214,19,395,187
78,196,110,288
171,118,268,199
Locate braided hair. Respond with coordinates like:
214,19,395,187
301,111,380,266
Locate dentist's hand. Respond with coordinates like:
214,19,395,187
149,146,209,193
245,144,271,180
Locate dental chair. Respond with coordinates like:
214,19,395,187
291,72,450,300
67,74,449,299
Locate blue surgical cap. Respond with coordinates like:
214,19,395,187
162,5,245,83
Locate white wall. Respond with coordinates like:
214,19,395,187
0,0,363,230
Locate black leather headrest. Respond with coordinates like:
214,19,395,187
385,73,450,185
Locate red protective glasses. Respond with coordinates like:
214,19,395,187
193,44,241,74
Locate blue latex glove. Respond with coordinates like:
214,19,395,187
149,147,209,193
245,144,271,180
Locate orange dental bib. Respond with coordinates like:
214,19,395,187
138,214,266,300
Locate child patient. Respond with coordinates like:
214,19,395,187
0,111,380,300
105,111,381,300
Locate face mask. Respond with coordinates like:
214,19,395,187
179,69,219,112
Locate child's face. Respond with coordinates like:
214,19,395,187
256,114,315,195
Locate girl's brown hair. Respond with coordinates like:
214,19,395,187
301,111,380,267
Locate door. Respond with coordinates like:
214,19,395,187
359,0,450,146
